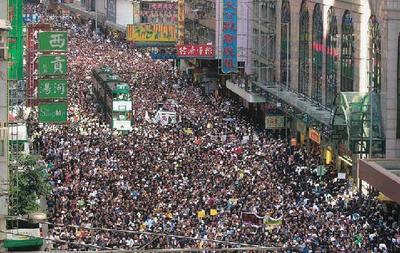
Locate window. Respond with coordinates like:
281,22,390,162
369,15,381,93
312,4,323,103
281,0,290,88
299,0,309,95
341,11,354,92
397,33,400,138
326,7,338,107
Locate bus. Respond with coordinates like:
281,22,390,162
92,66,133,131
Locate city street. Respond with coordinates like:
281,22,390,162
16,2,400,253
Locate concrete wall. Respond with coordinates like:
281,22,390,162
116,0,133,27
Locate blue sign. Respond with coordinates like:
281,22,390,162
222,0,238,73
23,14,40,23
150,52,177,60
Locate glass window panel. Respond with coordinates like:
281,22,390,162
312,4,323,103
299,0,309,96
281,0,291,88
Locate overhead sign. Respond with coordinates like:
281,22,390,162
38,31,68,52
265,116,285,129
39,103,67,123
38,79,68,99
177,44,215,58
309,128,321,144
38,55,67,76
140,1,177,24
222,0,238,73
126,24,177,42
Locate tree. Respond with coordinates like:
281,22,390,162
9,154,51,216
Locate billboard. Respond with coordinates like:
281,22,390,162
107,0,117,23
265,116,285,129
177,0,185,45
39,103,67,123
38,79,68,99
177,44,215,58
38,55,68,76
222,0,238,73
140,1,177,23
126,24,177,42
38,31,68,52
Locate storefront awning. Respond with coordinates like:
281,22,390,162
358,159,400,204
332,92,385,156
226,80,267,103
254,82,332,125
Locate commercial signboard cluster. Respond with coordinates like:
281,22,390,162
37,31,68,124
126,24,177,43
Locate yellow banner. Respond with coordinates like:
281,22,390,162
126,24,177,42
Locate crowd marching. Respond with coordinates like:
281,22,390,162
25,4,400,252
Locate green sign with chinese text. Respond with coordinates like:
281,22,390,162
39,103,68,123
38,31,68,51
38,55,67,76
38,79,68,99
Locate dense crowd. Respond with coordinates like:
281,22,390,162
26,4,400,252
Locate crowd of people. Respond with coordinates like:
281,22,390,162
25,4,400,252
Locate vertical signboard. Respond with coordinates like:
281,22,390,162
38,31,68,52
38,79,68,99
8,0,23,80
107,0,117,23
222,0,238,73
177,0,185,45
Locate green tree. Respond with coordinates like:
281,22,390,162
9,154,51,216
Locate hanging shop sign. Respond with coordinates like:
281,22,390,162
38,79,68,99
309,128,321,144
177,44,215,58
265,116,285,129
38,31,68,52
126,24,177,43
38,103,67,123
222,0,238,73
177,0,185,45
296,119,307,134
38,55,67,76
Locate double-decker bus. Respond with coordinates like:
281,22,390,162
92,66,133,131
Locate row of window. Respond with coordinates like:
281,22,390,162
280,0,381,107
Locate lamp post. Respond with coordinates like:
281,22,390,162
369,56,375,158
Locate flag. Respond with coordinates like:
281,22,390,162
263,215,283,226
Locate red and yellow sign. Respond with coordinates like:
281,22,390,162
126,24,177,42
308,128,321,144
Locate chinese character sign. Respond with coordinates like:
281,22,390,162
222,0,238,73
38,55,67,76
177,0,185,45
177,44,215,58
38,79,68,99
38,31,68,51
126,24,177,42
39,103,67,123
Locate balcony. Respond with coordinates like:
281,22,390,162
226,80,267,103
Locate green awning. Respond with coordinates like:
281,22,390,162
332,92,385,156
4,238,43,249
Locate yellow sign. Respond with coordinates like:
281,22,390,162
210,209,218,216
126,24,177,42
197,210,205,218
177,0,185,45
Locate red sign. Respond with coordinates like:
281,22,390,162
177,44,215,58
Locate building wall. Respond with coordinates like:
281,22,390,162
266,0,400,158
116,0,133,27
